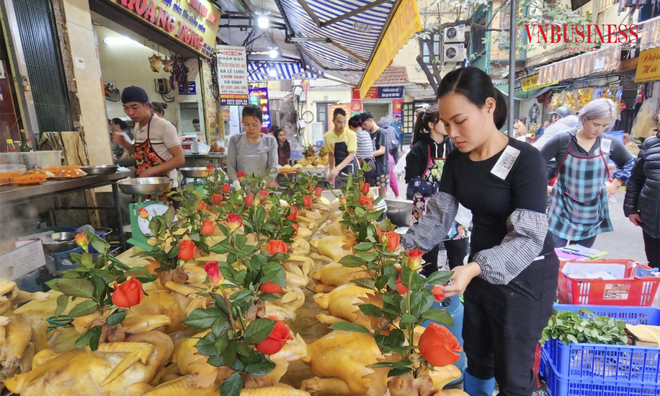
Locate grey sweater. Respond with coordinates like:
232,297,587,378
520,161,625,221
227,133,278,181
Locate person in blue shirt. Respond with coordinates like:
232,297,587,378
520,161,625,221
392,114,404,147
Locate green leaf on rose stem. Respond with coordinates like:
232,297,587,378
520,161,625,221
234,270,247,284
354,242,375,252
359,304,384,318
235,234,247,249
245,360,276,376
371,361,398,368
80,253,94,269
256,206,267,225
352,278,376,290
58,278,95,298
211,316,230,337
339,255,368,268
259,293,280,301
88,232,110,256
355,206,367,217
230,357,247,372
218,262,237,280
166,245,181,259
106,309,127,326
367,210,385,221
425,270,454,286
75,325,102,350
70,253,82,265
109,256,130,270
55,294,68,317
209,241,229,254
356,251,379,263
261,263,286,287
183,308,224,329
229,289,252,302
237,346,261,364
400,314,417,324
329,322,372,334
422,309,455,326
227,253,238,266
244,318,277,344
45,279,60,291
195,332,220,356
89,275,106,300
409,289,434,319
388,367,413,377
220,372,244,396
163,206,175,223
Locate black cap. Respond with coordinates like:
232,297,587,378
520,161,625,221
121,86,149,104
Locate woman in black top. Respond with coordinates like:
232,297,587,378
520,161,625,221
275,128,290,166
405,106,468,275
402,67,558,396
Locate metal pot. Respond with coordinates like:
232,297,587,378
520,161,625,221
384,199,413,227
80,165,118,175
179,167,212,178
43,232,77,253
117,177,173,196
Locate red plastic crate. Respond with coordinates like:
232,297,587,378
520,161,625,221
557,259,660,306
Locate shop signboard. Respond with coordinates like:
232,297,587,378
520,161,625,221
218,46,249,106
635,47,660,83
378,86,404,99
178,81,196,95
249,88,271,129
104,0,221,58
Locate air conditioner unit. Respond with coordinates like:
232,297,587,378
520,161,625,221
443,24,466,43
443,44,466,63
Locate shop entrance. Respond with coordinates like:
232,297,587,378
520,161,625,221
364,102,391,122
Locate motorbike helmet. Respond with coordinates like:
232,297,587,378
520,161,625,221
550,105,572,119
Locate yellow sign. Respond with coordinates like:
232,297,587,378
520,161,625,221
358,0,421,98
106,0,221,58
635,47,660,83
520,73,558,92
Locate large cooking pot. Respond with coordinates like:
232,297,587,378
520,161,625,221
384,199,413,227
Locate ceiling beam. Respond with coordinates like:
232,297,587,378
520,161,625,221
296,0,322,27
327,39,367,64
320,0,391,28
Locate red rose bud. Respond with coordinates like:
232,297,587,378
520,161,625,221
138,208,149,219
303,196,312,207
405,249,424,271
226,214,243,231
222,183,231,194
75,232,89,251
358,194,373,209
287,206,299,221
291,223,299,238
212,194,223,205
268,240,287,255
206,164,215,171
197,201,207,211
255,319,293,355
313,186,322,197
418,323,462,367
259,281,282,294
259,190,269,198
236,171,245,179
204,261,223,285
307,185,314,192
361,182,370,194
201,219,215,236
245,193,254,207
432,285,446,302
386,231,400,252
267,181,278,189
111,278,144,308
177,240,197,262
395,267,408,295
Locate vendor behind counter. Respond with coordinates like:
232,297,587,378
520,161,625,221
227,105,278,182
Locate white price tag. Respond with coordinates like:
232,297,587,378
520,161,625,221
0,241,46,280
601,139,612,154
490,145,521,180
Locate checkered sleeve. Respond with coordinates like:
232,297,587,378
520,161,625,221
401,192,458,252
473,209,548,285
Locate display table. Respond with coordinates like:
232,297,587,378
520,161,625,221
184,153,227,169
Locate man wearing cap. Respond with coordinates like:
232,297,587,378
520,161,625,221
113,86,185,182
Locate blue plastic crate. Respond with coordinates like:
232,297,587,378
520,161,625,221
543,304,660,385
542,351,660,396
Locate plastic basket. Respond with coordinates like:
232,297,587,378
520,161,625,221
542,350,660,396
542,304,660,390
558,259,660,306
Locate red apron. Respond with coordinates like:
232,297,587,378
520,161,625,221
133,115,169,202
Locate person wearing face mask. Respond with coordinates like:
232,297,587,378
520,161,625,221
405,106,468,276
113,86,184,181
541,98,635,248
227,105,278,182
401,67,558,396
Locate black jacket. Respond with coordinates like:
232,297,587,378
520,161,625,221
405,135,454,184
624,132,660,238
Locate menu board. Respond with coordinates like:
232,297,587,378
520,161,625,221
217,46,249,106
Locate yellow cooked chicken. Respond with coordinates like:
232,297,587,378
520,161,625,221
311,263,370,288
310,235,355,262
313,284,378,330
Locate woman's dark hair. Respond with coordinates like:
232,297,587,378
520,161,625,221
412,106,441,145
348,115,362,129
242,105,263,123
436,66,507,130
111,118,128,130
151,102,167,114
274,128,286,138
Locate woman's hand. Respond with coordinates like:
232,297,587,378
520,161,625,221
442,262,482,297
326,168,338,184
606,179,622,198
139,167,157,178
112,132,125,145
628,214,642,226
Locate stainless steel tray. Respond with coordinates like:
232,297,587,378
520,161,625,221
117,177,173,195
80,165,118,175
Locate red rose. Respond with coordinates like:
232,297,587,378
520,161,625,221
177,240,197,262
197,201,207,211
138,208,149,219
314,187,323,197
206,164,215,172
222,183,231,194
245,193,254,207
287,207,299,221
201,219,215,236
259,190,269,198
303,196,312,207
361,182,370,194
380,231,400,252
358,194,373,209
395,267,408,295
255,319,293,355
405,249,424,271
204,261,223,285
112,278,144,308
268,240,287,255
291,223,299,238
212,194,223,205
432,285,446,302
236,171,245,179
226,214,243,231
266,181,278,189
418,323,462,367
307,185,314,192
259,281,282,294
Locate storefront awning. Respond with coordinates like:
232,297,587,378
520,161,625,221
537,45,622,85
247,61,324,81
277,0,421,96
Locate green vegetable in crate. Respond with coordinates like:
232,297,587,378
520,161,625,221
541,309,630,346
